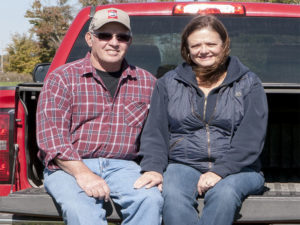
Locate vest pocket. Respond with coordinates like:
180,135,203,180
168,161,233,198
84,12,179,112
169,137,184,151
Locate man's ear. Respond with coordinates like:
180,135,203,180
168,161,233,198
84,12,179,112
85,32,93,48
129,38,132,46
127,36,133,48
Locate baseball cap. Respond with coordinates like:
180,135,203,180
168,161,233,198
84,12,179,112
89,8,131,32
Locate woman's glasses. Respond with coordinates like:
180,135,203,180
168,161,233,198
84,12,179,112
93,32,132,43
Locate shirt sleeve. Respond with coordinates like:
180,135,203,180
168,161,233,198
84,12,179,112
210,76,268,178
36,71,81,170
139,78,169,174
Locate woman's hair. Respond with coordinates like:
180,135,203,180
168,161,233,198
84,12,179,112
181,15,230,80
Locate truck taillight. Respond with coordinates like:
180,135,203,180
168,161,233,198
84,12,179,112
173,3,245,15
0,113,10,182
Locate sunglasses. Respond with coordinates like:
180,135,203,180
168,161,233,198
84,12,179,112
93,32,132,43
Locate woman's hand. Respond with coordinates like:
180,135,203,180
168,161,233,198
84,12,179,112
134,171,163,192
197,172,221,195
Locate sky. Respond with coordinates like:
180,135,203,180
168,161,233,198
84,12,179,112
0,0,79,55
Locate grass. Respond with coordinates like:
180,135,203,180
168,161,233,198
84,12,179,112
0,72,33,87
0,81,20,86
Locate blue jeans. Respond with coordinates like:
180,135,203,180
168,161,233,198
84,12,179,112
162,163,265,225
44,158,163,225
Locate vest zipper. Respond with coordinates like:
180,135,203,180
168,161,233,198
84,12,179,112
203,96,212,168
190,88,221,169
206,123,212,168
203,96,208,121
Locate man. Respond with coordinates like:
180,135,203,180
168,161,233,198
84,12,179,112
36,8,162,225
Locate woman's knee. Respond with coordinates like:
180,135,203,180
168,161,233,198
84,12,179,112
163,186,197,211
206,183,242,208
163,183,182,204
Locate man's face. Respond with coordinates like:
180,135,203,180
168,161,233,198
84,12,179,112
86,22,131,72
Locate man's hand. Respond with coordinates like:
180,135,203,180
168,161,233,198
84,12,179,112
75,171,110,202
134,171,163,192
55,159,110,201
197,172,221,196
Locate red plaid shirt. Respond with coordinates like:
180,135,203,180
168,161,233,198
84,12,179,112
37,53,156,170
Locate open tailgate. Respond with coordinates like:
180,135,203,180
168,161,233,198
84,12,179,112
1,184,300,223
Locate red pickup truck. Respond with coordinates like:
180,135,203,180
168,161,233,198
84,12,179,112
1,2,300,224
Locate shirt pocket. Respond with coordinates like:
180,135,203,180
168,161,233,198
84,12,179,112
124,99,149,128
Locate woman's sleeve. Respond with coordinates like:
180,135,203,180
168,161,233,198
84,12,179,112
139,78,170,174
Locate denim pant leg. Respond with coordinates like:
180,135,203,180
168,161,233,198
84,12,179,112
102,158,163,225
162,163,201,225
43,158,107,225
198,168,265,225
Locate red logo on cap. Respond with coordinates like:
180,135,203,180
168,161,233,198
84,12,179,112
108,10,118,19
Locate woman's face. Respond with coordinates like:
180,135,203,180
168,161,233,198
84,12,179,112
187,27,223,68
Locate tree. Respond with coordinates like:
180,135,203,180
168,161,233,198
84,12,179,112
25,0,73,63
79,0,108,7
78,0,149,6
214,0,300,3
5,34,41,74
272,0,300,3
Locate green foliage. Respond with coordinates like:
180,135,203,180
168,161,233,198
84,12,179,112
272,0,300,3
4,34,41,74
213,0,300,3
79,0,108,7
25,0,74,63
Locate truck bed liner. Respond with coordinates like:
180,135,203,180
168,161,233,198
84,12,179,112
1,183,300,223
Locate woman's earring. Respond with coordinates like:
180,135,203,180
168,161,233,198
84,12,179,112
187,53,192,64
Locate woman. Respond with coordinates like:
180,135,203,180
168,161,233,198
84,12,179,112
134,15,268,225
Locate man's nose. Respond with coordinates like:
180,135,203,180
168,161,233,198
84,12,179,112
108,35,119,45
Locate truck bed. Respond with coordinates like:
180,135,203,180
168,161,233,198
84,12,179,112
1,84,297,224
1,182,300,224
